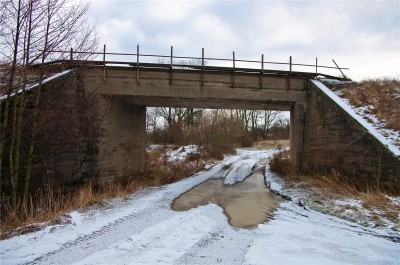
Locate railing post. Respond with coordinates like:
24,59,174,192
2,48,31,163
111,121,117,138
201,48,204,87
231,51,235,88
136,44,140,85
260,54,264,89
287,56,292,90
103,44,106,64
70,48,73,61
315,57,318,76
332,59,348,80
103,44,106,82
170,46,173,85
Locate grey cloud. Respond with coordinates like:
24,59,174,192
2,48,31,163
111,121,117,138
89,0,399,80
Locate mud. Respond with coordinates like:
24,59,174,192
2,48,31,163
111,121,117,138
171,160,283,228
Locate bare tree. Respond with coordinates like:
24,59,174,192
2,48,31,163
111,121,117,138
0,0,98,209
262,110,279,138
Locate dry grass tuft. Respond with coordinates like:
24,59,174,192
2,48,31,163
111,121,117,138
269,150,295,175
268,150,356,198
361,190,391,210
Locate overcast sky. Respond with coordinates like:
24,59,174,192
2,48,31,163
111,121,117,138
87,0,399,81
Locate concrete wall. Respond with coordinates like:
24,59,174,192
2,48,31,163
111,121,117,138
1,70,93,190
301,81,400,192
290,102,306,170
95,96,146,184
10,65,399,193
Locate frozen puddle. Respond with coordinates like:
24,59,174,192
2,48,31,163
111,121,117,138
172,160,283,228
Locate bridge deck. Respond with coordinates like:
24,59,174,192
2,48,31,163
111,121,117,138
83,65,309,111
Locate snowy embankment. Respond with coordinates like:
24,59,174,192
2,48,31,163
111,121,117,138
1,149,399,265
0,70,73,100
315,79,400,156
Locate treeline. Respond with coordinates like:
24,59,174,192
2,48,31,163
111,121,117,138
146,107,289,158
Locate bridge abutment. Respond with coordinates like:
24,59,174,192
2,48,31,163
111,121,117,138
96,97,146,183
290,102,306,170
301,81,400,192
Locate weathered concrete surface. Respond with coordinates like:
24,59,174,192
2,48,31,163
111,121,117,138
95,97,146,183
301,81,400,192
5,64,398,193
78,66,310,183
84,67,307,111
290,102,306,170
1,65,309,189
0,69,99,190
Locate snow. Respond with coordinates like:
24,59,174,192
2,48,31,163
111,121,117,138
0,70,73,100
1,149,399,265
167,145,199,163
312,80,400,157
224,158,258,185
244,202,400,265
72,209,216,265
0,196,153,264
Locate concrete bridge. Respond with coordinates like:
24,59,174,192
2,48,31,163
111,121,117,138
11,49,400,192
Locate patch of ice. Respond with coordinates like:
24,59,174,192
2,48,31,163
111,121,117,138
223,158,258,185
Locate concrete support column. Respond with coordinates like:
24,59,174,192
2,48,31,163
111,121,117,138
290,102,306,170
97,97,146,183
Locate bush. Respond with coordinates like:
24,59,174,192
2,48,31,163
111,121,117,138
269,150,295,175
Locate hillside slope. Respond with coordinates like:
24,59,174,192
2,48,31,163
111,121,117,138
321,78,400,151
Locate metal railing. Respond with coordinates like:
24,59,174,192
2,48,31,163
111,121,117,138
46,44,349,80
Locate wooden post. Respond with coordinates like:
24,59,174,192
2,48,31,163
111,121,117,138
136,44,140,85
259,54,264,89
231,51,235,88
201,48,204,87
170,46,173,85
70,48,73,61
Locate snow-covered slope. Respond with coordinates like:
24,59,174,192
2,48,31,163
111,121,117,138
0,69,73,100
312,79,400,157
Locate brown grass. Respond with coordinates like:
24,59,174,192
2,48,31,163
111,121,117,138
269,150,396,197
361,190,391,210
254,140,290,150
0,148,204,239
269,150,400,227
325,78,400,131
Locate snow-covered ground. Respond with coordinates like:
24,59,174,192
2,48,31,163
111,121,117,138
1,149,399,265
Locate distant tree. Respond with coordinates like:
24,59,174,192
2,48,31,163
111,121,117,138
270,115,290,139
262,110,279,138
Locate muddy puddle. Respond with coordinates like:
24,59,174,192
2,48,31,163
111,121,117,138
171,160,284,228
